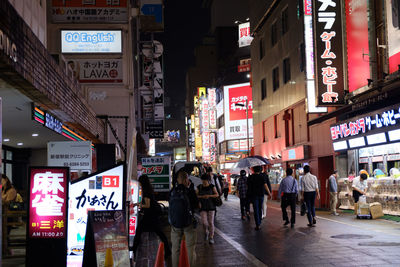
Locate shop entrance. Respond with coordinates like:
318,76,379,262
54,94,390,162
318,156,334,209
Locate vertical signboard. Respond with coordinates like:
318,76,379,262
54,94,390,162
386,0,400,73
141,157,171,192
223,83,253,140
67,164,125,267
27,167,69,267
208,88,217,129
304,0,327,113
345,0,370,92
313,0,345,105
238,22,253,47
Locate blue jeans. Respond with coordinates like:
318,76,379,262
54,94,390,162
252,195,264,226
304,191,316,224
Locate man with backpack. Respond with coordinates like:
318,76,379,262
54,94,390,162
169,170,199,267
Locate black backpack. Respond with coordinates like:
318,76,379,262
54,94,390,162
168,187,193,228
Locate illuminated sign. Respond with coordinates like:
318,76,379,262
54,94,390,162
48,141,92,171
195,136,202,157
313,0,345,105
198,87,206,98
201,99,210,131
386,0,400,73
223,83,253,140
69,59,123,83
333,140,348,151
29,167,69,239
238,22,253,47
202,131,211,162
51,0,128,23
348,137,366,148
67,164,125,267
303,0,327,113
282,145,308,161
141,157,170,191
61,30,122,53
345,0,370,92
216,100,224,118
0,29,17,62
218,126,225,143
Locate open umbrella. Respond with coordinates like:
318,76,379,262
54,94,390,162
247,155,269,165
232,157,267,169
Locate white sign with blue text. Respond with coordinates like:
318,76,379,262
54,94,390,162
61,30,122,53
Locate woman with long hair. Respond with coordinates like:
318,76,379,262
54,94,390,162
196,174,219,244
132,175,171,260
2,174,16,205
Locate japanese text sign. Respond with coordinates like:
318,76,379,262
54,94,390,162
67,164,125,267
223,83,254,140
238,22,253,47
70,59,123,83
313,0,345,106
29,167,69,239
48,141,92,171
51,0,128,23
141,157,171,192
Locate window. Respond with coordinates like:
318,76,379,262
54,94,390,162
273,67,279,91
271,21,278,46
282,8,289,35
259,38,265,60
299,43,305,72
261,78,267,100
263,121,268,142
283,57,291,84
274,115,279,138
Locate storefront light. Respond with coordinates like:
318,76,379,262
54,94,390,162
17,142,23,146
32,133,39,137
348,137,366,148
333,140,347,151
3,138,9,142
388,129,400,141
366,133,387,145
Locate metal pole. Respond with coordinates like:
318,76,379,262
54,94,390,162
246,99,249,156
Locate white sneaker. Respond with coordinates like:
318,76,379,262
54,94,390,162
209,238,214,244
204,233,209,241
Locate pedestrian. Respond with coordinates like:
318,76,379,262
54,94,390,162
352,173,368,203
278,168,298,228
261,165,272,219
222,178,229,201
236,170,250,220
247,165,271,230
132,175,171,261
300,165,320,227
206,167,222,196
328,170,339,216
2,174,17,205
169,170,199,267
196,173,219,244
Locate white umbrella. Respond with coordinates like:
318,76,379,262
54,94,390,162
230,157,266,174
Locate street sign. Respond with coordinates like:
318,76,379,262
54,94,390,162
145,120,164,138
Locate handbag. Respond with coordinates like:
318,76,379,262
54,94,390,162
213,196,223,207
300,202,307,216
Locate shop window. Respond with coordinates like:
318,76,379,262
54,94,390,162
282,7,289,35
273,67,280,91
261,78,267,100
283,57,291,84
271,21,278,46
259,38,265,60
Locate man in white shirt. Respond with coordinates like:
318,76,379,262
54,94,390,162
301,165,320,227
352,173,368,203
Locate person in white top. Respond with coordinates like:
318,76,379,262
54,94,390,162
352,173,368,203
301,165,320,227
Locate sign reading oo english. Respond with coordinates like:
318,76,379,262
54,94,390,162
61,30,122,53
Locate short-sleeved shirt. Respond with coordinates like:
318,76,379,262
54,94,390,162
301,173,319,192
197,184,216,211
352,176,367,191
247,173,266,197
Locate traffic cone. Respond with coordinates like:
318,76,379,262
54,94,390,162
178,239,190,267
154,242,165,267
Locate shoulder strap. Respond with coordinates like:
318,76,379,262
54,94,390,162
290,178,296,192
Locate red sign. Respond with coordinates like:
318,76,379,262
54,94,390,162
102,175,120,187
228,84,253,121
238,64,251,73
29,167,69,239
345,0,370,92
129,216,137,236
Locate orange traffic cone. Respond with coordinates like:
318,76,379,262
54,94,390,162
154,242,165,267
178,239,190,267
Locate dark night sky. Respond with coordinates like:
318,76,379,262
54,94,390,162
158,0,210,119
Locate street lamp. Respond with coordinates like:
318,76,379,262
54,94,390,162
235,99,250,156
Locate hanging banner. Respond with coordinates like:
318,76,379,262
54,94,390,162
313,0,345,106
238,22,253,47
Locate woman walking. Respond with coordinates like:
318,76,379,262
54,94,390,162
132,175,171,260
196,174,219,244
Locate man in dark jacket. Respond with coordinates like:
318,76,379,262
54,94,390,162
169,170,198,267
236,170,250,220
247,165,271,230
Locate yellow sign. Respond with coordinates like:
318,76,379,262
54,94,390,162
195,136,202,157
194,116,200,138
194,96,199,109
191,114,195,129
198,87,206,98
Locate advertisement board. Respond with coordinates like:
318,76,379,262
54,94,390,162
313,0,345,105
216,100,224,118
238,22,253,47
345,0,370,92
67,164,125,267
218,126,225,143
223,83,253,140
61,30,122,53
27,167,69,267
202,131,211,162
386,0,400,73
68,59,123,83
48,141,92,171
304,0,327,113
51,0,128,23
141,157,171,192
195,136,202,157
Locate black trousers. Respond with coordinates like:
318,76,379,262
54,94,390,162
223,188,229,200
281,193,297,224
239,197,250,216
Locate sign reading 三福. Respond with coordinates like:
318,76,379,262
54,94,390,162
313,0,345,106
61,30,122,53
29,167,69,239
